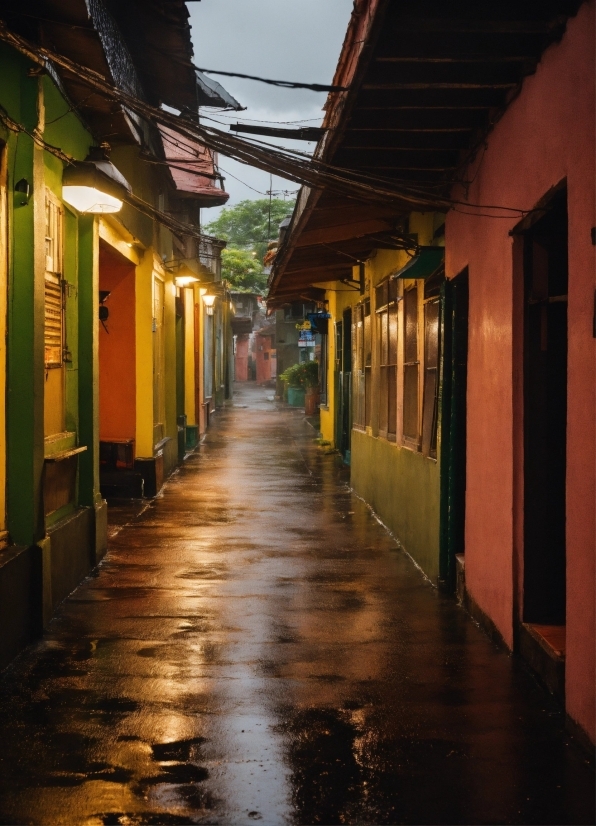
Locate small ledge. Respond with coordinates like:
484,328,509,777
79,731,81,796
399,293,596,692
44,431,76,457
154,437,172,453
44,446,88,463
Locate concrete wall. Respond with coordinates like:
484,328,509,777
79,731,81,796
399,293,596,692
445,2,595,742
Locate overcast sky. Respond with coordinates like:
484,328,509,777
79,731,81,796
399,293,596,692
188,0,353,221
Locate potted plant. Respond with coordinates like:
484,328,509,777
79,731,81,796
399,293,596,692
302,361,320,415
279,360,319,409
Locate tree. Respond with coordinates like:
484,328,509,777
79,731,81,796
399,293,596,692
205,198,295,262
221,247,269,294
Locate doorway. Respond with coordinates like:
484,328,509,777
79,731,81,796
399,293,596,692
439,269,468,589
334,308,352,463
523,190,568,627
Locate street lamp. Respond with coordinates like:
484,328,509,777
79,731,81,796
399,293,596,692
62,147,131,214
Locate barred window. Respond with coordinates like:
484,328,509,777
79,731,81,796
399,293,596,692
376,278,398,440
44,190,64,368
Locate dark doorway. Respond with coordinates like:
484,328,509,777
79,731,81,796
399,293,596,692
335,308,352,463
439,269,468,589
523,190,568,625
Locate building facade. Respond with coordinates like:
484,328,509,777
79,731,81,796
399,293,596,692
268,0,594,746
0,0,236,669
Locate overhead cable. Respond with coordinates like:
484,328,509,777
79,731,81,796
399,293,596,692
0,23,532,219
193,66,349,93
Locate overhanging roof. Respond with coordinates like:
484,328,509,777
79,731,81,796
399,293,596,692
268,0,584,305
159,125,230,207
7,0,241,142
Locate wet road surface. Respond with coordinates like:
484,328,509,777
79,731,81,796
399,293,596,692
0,383,593,825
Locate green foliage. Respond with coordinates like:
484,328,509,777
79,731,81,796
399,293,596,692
279,360,319,389
221,247,268,294
205,198,295,262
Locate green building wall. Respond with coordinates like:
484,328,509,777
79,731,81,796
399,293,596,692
351,432,441,581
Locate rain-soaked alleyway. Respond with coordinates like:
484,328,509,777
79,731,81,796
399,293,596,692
0,384,592,826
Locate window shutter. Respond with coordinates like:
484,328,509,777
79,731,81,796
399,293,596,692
44,191,64,369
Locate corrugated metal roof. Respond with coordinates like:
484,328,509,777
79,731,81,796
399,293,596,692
159,125,230,207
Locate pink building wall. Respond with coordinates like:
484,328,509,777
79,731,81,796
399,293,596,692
235,336,250,382
256,334,273,384
445,2,595,742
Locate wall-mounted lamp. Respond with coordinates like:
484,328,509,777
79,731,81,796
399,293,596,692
62,146,131,214
14,178,31,206
173,263,201,288
203,292,216,315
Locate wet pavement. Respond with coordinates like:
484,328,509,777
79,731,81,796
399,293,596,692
0,383,593,825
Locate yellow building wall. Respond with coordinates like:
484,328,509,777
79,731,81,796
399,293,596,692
135,253,154,458
318,280,364,447
184,288,196,426
348,213,442,579
0,147,6,535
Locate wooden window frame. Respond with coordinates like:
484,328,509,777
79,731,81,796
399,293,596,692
376,278,398,441
352,299,371,430
402,283,420,449
421,296,440,460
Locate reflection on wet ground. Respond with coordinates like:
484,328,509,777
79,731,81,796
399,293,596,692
0,383,592,825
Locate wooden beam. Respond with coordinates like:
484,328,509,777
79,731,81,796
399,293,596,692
365,61,524,87
348,109,484,130
357,88,507,108
387,18,564,34
334,148,458,168
362,82,517,90
295,218,394,247
375,56,535,63
341,132,470,150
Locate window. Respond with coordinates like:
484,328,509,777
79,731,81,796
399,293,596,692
403,285,419,445
421,298,440,458
44,190,64,368
352,299,371,429
376,279,398,440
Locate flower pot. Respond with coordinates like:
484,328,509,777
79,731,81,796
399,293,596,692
304,388,320,416
287,387,305,407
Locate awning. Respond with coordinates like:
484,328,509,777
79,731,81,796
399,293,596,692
196,71,244,111
159,125,230,207
392,247,444,280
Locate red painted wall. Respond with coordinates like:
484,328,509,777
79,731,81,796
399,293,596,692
99,243,136,445
235,335,249,382
445,2,595,742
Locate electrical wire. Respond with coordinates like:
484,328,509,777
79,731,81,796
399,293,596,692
217,166,267,196
0,24,533,220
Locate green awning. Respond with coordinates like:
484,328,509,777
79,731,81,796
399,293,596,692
393,246,444,280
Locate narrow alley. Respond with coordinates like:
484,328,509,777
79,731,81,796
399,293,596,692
0,385,592,826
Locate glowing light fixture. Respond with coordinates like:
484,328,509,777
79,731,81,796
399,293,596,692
62,146,131,214
174,263,201,288
203,292,216,315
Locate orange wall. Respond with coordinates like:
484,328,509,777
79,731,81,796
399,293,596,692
445,3,595,741
99,243,136,445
